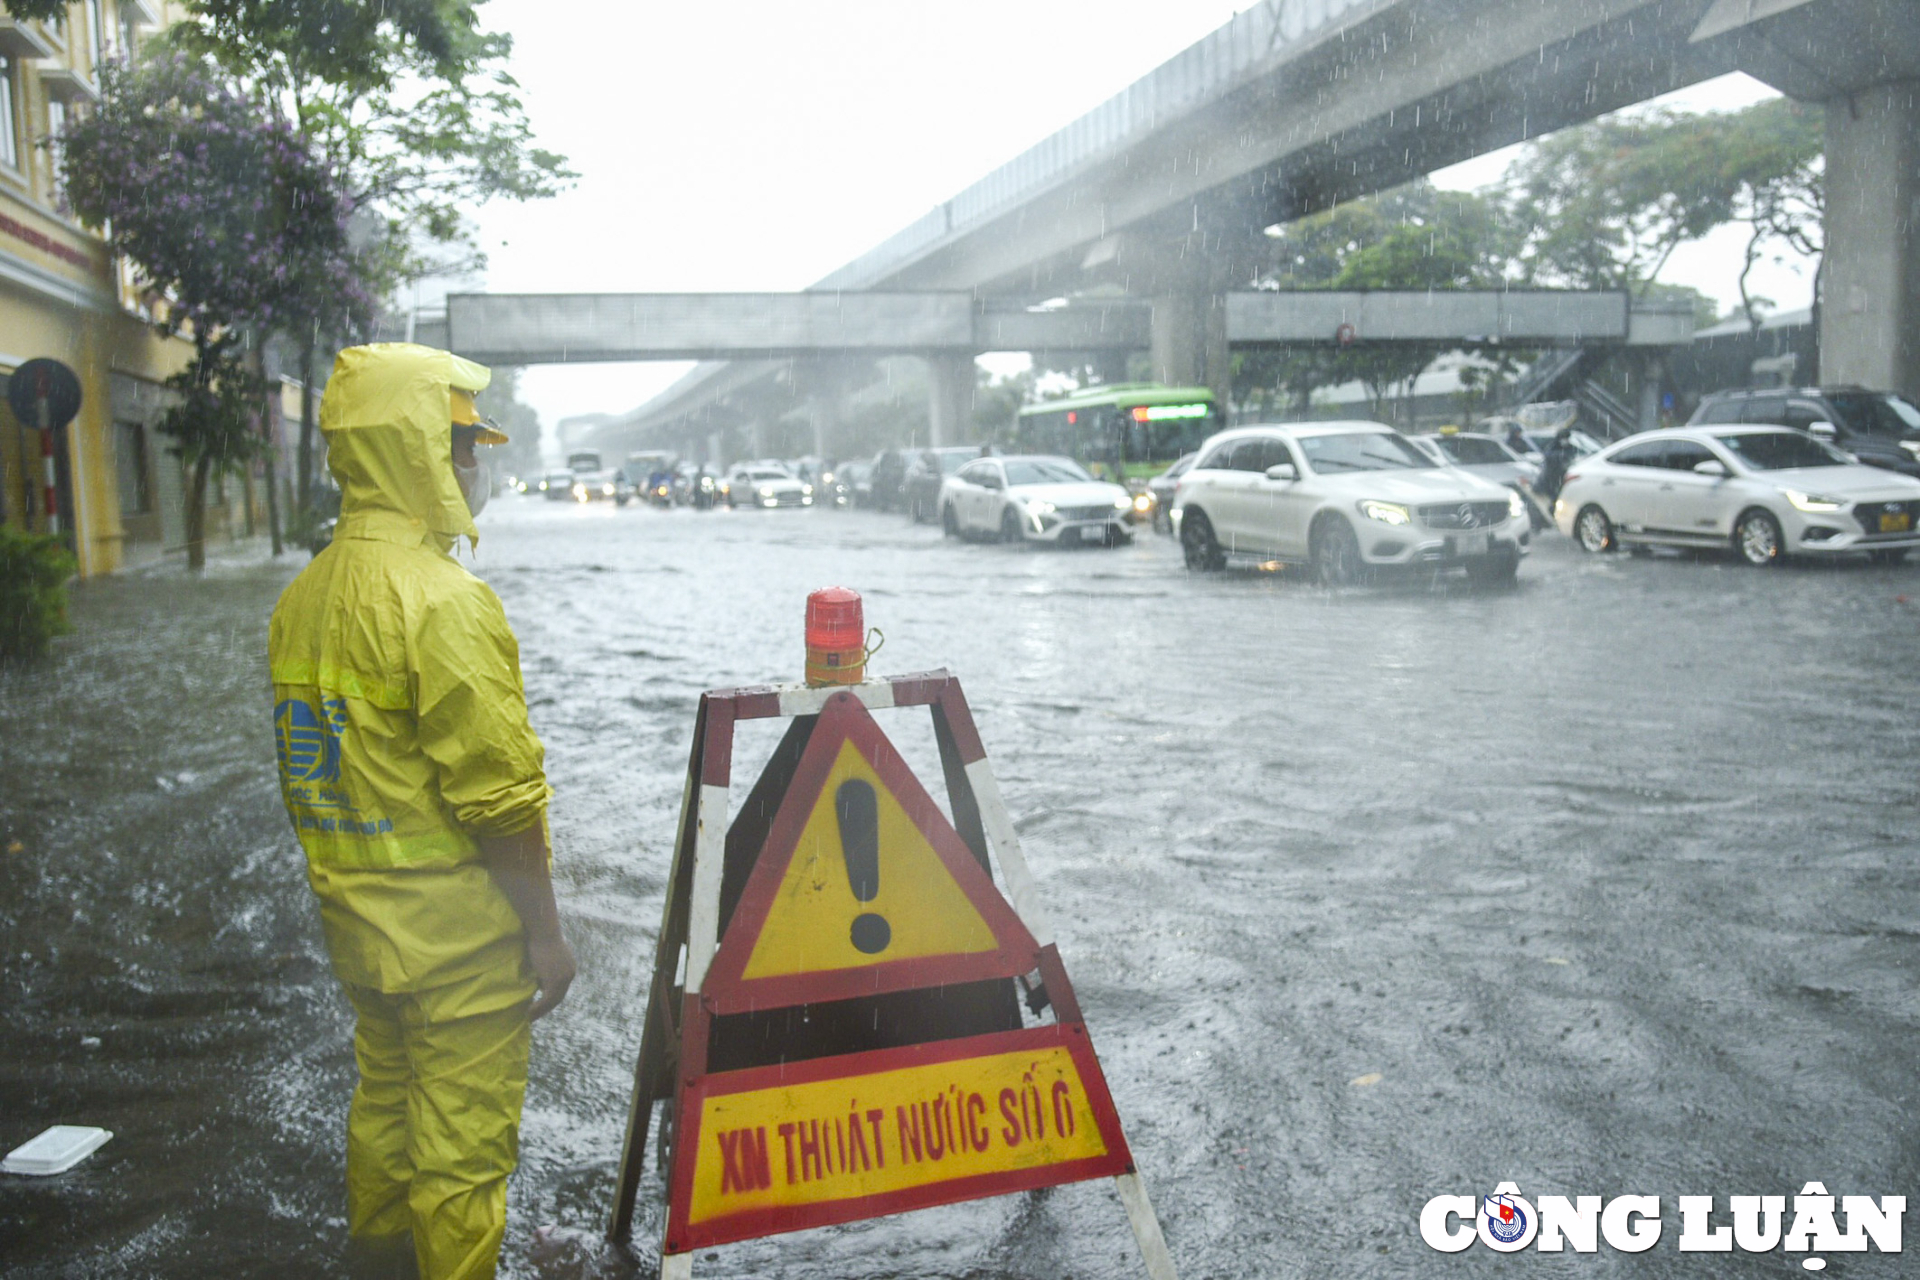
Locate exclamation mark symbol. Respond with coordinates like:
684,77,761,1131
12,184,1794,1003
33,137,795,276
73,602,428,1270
837,779,890,954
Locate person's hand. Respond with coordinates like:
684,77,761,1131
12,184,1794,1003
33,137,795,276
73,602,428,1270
527,934,577,1021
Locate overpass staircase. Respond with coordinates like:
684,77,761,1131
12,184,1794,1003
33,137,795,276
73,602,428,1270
1504,347,1640,439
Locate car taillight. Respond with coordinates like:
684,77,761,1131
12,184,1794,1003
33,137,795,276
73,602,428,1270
1563,472,1581,484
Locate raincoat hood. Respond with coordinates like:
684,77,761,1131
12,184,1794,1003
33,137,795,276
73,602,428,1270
323,343,492,549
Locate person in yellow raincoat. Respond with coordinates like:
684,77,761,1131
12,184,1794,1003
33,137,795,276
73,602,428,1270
269,343,575,1279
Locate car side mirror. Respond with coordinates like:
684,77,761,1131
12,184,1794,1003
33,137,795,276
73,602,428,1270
1693,459,1728,478
1264,463,1298,481
1807,421,1837,440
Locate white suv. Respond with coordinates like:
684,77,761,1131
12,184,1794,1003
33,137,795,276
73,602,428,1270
1171,422,1530,584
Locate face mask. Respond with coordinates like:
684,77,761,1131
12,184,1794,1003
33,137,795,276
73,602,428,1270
454,458,490,518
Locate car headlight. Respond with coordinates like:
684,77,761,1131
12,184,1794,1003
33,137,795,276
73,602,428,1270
802,484,814,495
601,483,615,496
1359,500,1411,526
1112,495,1133,511
1026,499,1055,516
758,486,774,497
1783,489,1845,512
1133,493,1154,512
1507,491,1525,521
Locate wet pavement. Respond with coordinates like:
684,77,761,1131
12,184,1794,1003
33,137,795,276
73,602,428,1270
3,496,1917,1277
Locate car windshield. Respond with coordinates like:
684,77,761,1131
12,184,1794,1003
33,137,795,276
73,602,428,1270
748,469,788,480
1437,436,1512,464
1297,431,1435,473
933,451,974,473
1714,432,1848,470
1826,392,1920,438
1004,458,1092,485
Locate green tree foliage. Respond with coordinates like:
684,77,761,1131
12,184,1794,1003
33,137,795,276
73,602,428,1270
1506,98,1824,304
1719,98,1824,330
156,335,273,567
60,54,364,570
182,0,492,88
166,1,574,516
0,1,67,24
171,0,573,286
473,366,543,480
1247,182,1517,419
0,524,75,661
1240,98,1823,420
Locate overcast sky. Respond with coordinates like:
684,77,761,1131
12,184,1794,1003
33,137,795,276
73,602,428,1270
468,2,1814,438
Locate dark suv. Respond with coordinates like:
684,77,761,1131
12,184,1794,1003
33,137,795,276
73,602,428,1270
1689,387,1920,477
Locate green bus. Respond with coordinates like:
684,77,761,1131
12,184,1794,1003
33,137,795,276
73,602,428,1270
1014,383,1220,480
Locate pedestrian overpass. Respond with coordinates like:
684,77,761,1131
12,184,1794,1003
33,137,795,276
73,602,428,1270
449,0,1917,459
435,290,1689,367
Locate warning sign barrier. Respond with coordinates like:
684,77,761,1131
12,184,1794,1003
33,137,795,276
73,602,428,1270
609,670,1176,1278
675,1026,1127,1247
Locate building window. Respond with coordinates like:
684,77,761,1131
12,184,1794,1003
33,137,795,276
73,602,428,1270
0,58,17,171
45,98,66,202
88,0,106,68
115,421,151,515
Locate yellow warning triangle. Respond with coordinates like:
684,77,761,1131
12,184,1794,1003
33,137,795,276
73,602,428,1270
743,738,999,979
704,692,1040,1010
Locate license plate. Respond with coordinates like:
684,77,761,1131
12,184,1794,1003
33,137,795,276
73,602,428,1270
1451,532,1489,556
1880,512,1911,533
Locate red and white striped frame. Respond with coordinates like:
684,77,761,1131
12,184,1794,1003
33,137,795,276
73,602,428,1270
617,669,1176,1280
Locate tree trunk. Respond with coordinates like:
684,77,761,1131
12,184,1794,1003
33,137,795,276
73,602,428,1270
261,404,284,556
185,453,211,572
297,327,317,514
251,343,283,556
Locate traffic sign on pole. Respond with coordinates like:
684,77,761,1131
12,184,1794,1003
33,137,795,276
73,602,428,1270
7,358,81,540
611,670,1176,1279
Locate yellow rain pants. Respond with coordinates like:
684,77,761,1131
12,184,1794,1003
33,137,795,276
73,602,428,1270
344,971,531,1280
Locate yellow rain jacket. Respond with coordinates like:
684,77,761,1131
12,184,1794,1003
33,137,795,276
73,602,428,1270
269,343,550,1003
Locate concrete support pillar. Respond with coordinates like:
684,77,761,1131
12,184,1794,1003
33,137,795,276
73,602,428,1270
1637,351,1667,432
1150,292,1230,415
808,398,836,459
703,432,723,467
1091,348,1132,385
1822,81,1920,399
747,420,770,460
926,353,976,447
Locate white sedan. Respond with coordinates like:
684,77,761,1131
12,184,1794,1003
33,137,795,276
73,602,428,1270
723,461,813,509
1554,426,1920,565
1171,422,1530,584
939,455,1133,545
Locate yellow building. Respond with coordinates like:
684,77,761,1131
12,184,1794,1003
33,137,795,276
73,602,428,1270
0,1,209,578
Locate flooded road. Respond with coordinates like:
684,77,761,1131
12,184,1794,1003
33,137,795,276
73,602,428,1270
4,497,1917,1277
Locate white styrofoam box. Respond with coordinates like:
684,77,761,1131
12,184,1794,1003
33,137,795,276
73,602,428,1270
2,1126,113,1176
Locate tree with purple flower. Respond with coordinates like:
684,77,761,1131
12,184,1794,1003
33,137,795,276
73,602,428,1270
59,54,370,570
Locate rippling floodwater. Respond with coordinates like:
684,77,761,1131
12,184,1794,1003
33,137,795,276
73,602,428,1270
4,499,1917,1277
